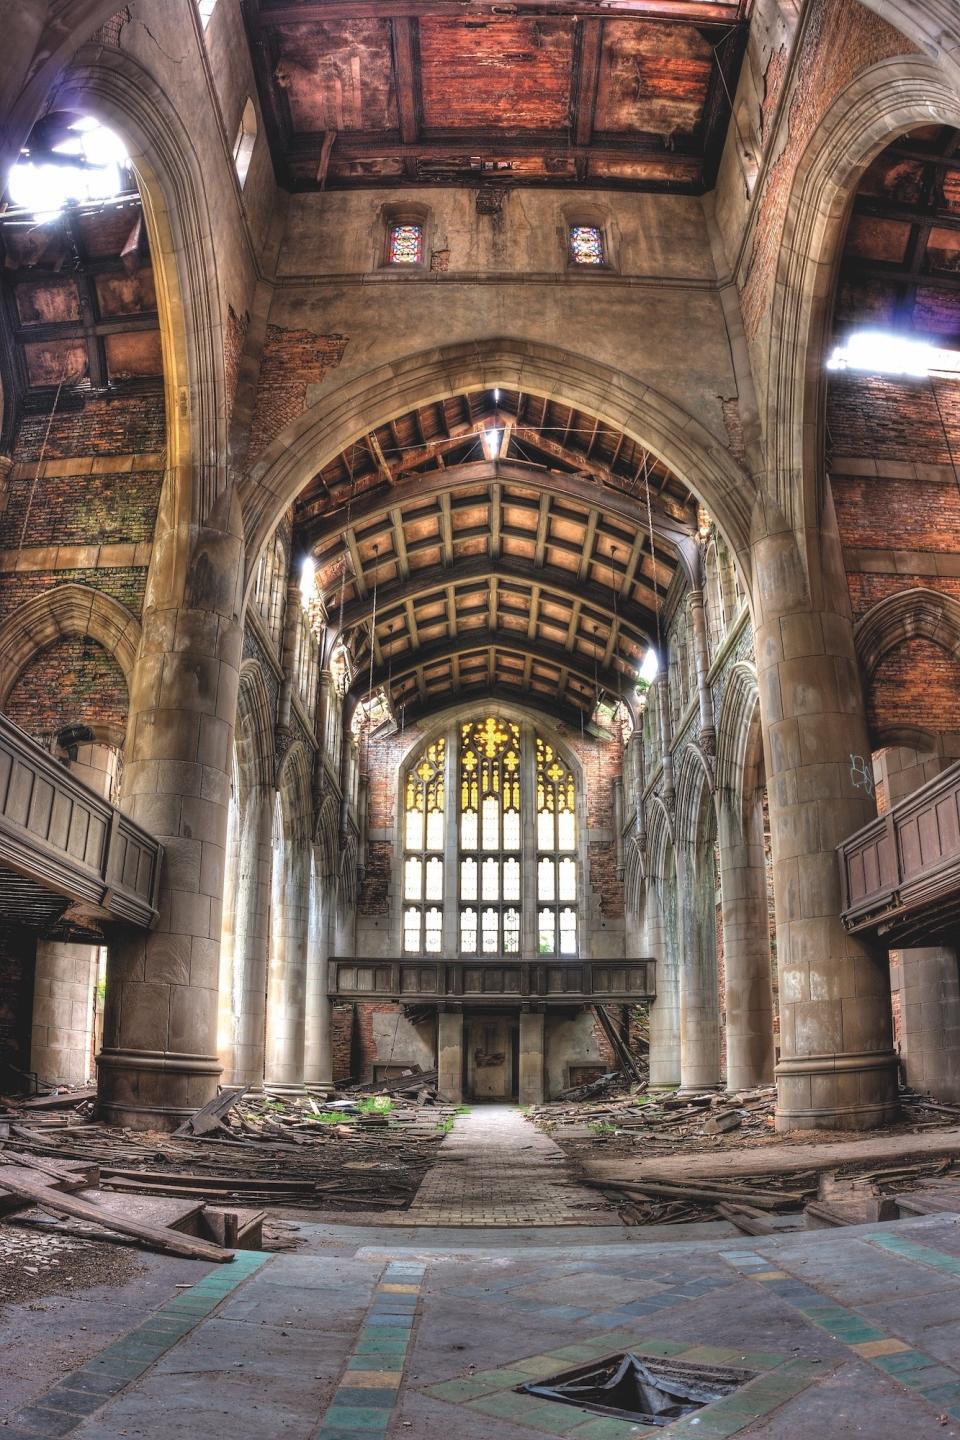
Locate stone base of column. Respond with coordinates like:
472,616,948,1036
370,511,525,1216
518,1011,545,1107
96,1048,221,1130
775,1051,900,1131
437,1009,464,1104
263,1081,308,1097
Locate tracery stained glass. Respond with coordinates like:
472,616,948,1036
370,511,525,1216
569,224,605,266
389,223,423,265
536,735,578,955
459,717,521,955
403,737,445,954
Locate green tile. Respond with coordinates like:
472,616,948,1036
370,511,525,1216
732,1351,788,1371
322,1404,392,1430
469,1392,591,1433
620,1339,689,1358
571,1420,658,1439
346,1356,404,1373
357,1326,410,1343
677,1346,745,1365
355,1336,408,1355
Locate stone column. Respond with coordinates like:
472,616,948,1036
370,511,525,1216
717,799,775,1091
98,493,243,1129
518,1009,546,1105
437,1007,464,1103
645,875,681,1086
677,845,722,1091
264,833,309,1091
898,947,960,1104
656,678,675,808
688,589,716,750
31,942,99,1086
219,785,274,1086
304,863,335,1092
752,494,897,1131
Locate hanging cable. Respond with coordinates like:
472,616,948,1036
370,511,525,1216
19,369,66,553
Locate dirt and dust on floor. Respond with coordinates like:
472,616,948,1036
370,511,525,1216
0,1068,465,1274
524,1066,960,1234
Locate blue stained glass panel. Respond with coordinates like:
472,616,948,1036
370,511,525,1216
569,224,605,266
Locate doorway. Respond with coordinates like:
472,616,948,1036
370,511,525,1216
466,1014,518,1101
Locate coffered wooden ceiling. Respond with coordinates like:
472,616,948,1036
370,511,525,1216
243,0,749,192
294,388,697,723
835,125,960,346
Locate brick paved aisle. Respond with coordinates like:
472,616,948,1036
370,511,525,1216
404,1104,620,1226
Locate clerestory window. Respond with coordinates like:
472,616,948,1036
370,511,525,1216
402,736,445,954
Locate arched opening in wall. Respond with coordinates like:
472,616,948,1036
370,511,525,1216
233,97,258,189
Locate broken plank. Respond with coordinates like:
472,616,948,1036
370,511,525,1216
174,1085,248,1138
0,1164,233,1262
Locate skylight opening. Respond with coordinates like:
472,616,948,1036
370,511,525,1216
827,330,960,378
482,428,501,460
8,115,131,222
639,649,659,684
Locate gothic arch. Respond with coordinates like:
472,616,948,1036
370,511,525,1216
854,588,960,678
763,54,960,539
674,744,717,851
239,337,754,595
277,739,314,845
0,584,141,707
234,661,276,798
715,661,761,820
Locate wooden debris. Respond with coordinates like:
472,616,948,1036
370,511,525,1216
174,1085,248,1138
0,1161,233,1262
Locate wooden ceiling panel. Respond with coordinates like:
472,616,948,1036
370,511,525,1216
418,17,575,130
594,20,712,139
843,215,912,265
273,20,398,130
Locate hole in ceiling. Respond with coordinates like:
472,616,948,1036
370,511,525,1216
7,112,133,222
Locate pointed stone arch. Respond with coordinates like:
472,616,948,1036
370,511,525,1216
0,584,141,708
855,588,960,678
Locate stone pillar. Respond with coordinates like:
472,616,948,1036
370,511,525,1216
752,494,897,1131
437,1008,464,1103
98,491,243,1129
898,947,960,1104
677,845,722,1091
304,863,335,1092
656,678,675,808
31,942,99,1086
264,834,309,1091
518,1009,546,1105
645,876,681,1086
717,799,775,1091
219,785,274,1086
688,589,716,750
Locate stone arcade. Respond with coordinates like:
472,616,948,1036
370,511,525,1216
3,2,960,1437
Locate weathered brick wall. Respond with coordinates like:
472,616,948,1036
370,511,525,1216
246,324,349,463
13,394,165,461
739,0,914,344
4,637,129,743
867,638,960,736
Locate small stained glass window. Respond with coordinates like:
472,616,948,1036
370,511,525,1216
389,223,423,266
569,224,605,266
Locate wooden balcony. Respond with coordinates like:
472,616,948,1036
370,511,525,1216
838,760,960,948
0,714,162,933
329,957,656,1006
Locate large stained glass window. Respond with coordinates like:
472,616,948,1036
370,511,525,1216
402,736,445,954
568,224,605,266
459,717,521,956
388,223,423,266
536,736,578,955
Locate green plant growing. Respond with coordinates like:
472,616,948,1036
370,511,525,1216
590,1120,617,1136
358,1096,394,1114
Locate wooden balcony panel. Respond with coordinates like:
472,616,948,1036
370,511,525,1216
329,957,656,1004
0,714,162,931
839,759,960,947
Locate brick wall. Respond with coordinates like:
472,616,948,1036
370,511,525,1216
246,324,348,463
0,458,164,550
4,636,129,743
739,0,913,343
867,637,960,736
828,375,960,466
14,393,165,461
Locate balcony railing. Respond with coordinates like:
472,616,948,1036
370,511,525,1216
0,714,162,930
330,957,656,1005
838,759,960,947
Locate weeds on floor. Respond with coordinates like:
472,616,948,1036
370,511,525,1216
436,1105,470,1135
358,1096,394,1114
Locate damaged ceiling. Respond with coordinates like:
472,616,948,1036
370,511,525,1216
242,0,749,192
294,387,698,724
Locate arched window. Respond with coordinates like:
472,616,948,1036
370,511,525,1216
402,736,445,954
401,716,580,959
233,98,258,189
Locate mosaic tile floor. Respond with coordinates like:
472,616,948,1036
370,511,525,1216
5,1208,960,1437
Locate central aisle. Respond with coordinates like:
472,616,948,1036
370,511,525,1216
404,1105,620,1226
